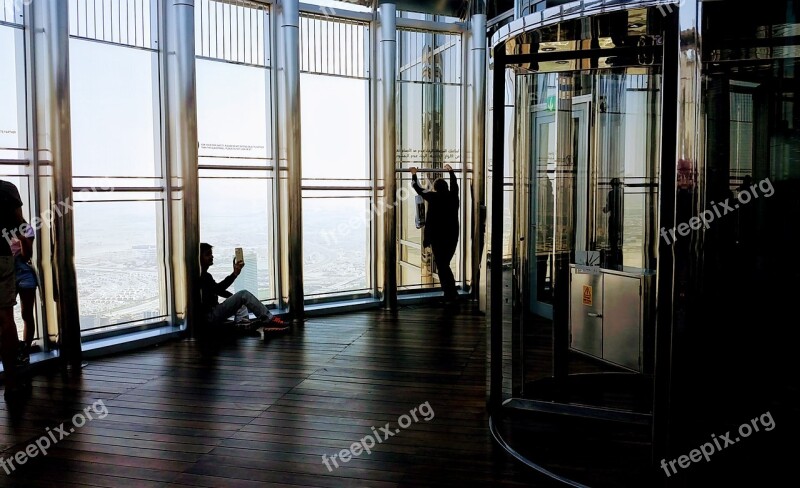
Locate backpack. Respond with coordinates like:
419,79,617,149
414,195,426,229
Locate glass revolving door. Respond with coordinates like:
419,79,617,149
490,6,669,487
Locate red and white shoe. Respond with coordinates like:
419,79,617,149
259,316,289,333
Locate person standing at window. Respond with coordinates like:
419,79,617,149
410,164,460,306
11,224,37,363
0,180,30,398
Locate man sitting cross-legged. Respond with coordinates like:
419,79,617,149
200,242,287,335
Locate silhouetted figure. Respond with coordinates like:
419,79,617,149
602,178,623,268
0,180,30,398
199,243,287,335
411,164,460,305
11,225,37,361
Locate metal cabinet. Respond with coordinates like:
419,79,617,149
569,265,655,373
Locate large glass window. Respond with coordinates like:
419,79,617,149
69,0,169,335
199,174,273,300
196,0,276,303
300,14,371,299
73,198,165,331
396,27,465,290
1,4,44,350
0,6,26,158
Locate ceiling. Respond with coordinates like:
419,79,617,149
377,0,474,18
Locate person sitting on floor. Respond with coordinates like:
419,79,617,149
199,242,287,333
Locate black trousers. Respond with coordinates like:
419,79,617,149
431,239,458,300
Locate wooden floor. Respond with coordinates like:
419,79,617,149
0,303,558,488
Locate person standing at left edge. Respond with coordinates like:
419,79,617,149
0,180,30,398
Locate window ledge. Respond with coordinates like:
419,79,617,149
82,323,186,358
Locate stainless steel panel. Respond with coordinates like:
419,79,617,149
569,267,603,359
165,0,199,333
379,3,397,309
602,272,641,371
278,0,304,317
31,0,81,363
470,13,486,299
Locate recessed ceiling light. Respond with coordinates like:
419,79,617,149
541,47,556,52
555,60,569,64
629,23,642,28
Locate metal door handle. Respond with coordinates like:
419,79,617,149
588,312,602,318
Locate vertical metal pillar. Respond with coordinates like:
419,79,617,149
31,0,81,369
165,0,199,336
470,12,487,299
379,2,398,310
277,0,304,319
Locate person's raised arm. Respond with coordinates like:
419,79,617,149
444,164,458,194
410,167,432,201
216,258,242,297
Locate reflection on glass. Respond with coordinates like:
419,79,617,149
303,197,369,295
503,189,513,260
397,82,462,165
529,107,556,310
518,65,661,414
197,60,271,160
74,201,164,331
594,73,660,271
69,39,161,177
730,90,754,189
199,177,273,301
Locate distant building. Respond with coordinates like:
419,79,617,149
80,315,96,330
235,250,258,296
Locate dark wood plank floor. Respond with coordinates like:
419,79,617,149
1,303,558,487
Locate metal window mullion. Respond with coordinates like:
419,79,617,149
309,16,313,71
248,5,252,65
327,19,331,75
235,2,239,62
334,20,339,76
347,22,352,77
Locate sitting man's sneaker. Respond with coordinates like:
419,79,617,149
235,317,252,327
234,318,262,336
258,316,289,338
